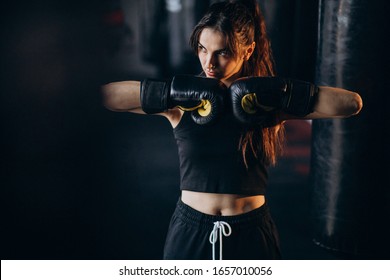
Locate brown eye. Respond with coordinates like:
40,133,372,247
198,44,206,53
218,50,229,57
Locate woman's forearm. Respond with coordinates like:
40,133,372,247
101,81,141,112
312,86,363,118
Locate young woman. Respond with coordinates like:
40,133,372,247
102,0,362,260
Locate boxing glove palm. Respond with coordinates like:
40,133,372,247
141,75,226,125
230,76,319,124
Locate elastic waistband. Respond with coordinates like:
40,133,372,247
174,198,270,230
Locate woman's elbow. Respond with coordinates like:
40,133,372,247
349,92,363,116
334,91,363,117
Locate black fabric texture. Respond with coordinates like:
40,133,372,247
163,199,281,260
173,111,268,195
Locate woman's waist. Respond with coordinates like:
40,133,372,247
181,190,266,216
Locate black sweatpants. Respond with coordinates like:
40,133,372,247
163,198,281,260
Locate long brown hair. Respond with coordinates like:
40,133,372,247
189,0,285,166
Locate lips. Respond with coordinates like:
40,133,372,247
206,70,218,78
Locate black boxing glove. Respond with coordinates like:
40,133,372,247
230,76,319,125
141,75,226,125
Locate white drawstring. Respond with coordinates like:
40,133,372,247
209,221,232,260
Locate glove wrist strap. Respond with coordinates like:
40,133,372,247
284,80,319,116
140,79,170,114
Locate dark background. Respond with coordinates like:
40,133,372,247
1,0,385,260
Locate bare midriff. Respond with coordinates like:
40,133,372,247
181,190,266,216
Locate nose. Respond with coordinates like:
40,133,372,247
205,54,217,70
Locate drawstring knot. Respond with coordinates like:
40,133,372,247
209,221,232,260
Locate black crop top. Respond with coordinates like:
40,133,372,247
173,111,268,195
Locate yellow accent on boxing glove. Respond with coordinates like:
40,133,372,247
241,93,276,114
176,99,211,117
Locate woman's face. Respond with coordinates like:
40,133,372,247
197,28,246,87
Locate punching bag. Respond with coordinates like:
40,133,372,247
310,0,389,258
